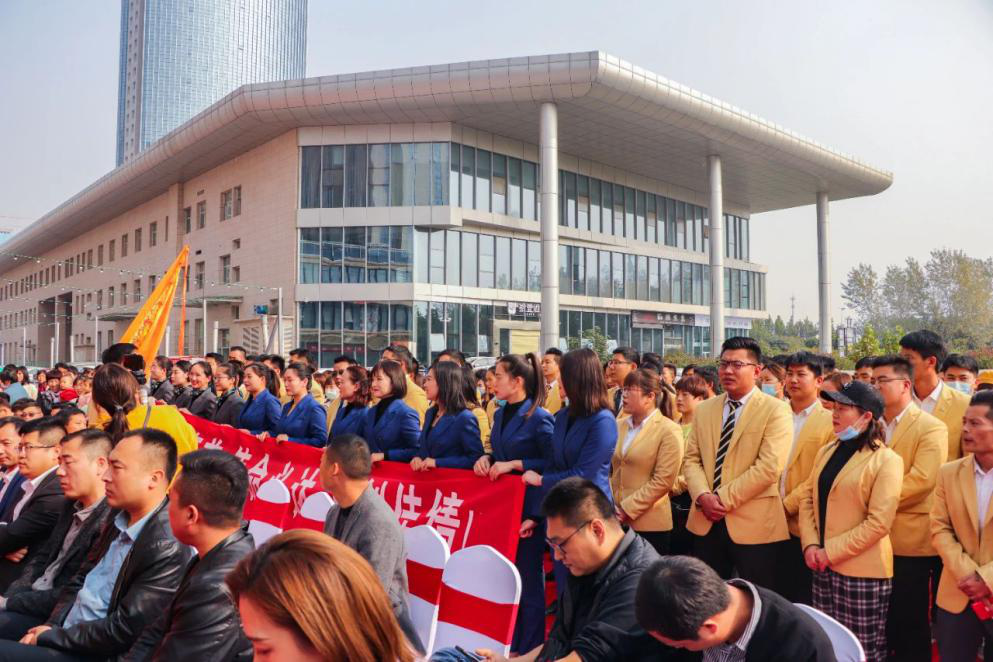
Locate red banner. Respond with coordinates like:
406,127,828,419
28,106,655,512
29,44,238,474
183,413,525,559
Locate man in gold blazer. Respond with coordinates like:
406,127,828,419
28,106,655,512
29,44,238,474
541,348,564,415
900,330,970,461
381,345,429,425
873,355,948,662
931,390,993,661
779,351,836,604
683,337,792,590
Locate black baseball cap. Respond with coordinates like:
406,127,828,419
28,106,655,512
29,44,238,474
820,381,884,419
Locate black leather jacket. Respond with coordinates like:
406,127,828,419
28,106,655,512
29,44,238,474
118,526,255,661
34,499,188,658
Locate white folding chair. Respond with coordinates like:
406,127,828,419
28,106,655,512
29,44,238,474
793,602,866,662
431,545,522,657
246,478,291,546
404,525,450,654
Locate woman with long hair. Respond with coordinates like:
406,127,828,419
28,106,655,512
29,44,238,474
237,363,282,436
329,365,370,438
361,360,421,463
799,381,903,661
91,363,198,454
170,360,193,408
268,363,327,447
610,368,683,556
393,361,482,470
227,529,416,662
212,362,246,426
473,352,553,654
460,364,491,453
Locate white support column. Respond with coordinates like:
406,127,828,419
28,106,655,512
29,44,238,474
539,102,560,353
816,191,831,353
708,155,725,357
202,297,208,356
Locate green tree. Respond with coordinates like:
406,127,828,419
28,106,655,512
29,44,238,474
849,325,881,361
566,326,610,363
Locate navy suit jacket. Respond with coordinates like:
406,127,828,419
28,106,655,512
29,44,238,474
394,407,483,469
238,389,282,435
0,471,27,522
331,402,367,439
541,408,617,504
491,400,555,519
361,399,421,458
273,394,328,447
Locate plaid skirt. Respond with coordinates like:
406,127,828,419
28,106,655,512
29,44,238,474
812,568,892,662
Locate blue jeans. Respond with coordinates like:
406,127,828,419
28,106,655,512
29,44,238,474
430,647,480,662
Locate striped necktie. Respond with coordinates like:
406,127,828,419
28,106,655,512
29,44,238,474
713,399,742,491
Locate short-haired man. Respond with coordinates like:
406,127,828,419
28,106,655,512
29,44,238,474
0,418,65,592
607,347,640,415
900,330,970,461
683,337,792,590
0,374,27,406
382,345,430,425
2,430,112,618
470,477,664,661
55,409,86,436
0,419,26,524
435,349,467,365
662,363,678,388
0,428,187,660
288,348,326,403
100,343,137,366
541,348,564,415
227,346,247,364
931,390,993,660
120,449,254,660
10,401,42,423
695,365,720,398
853,356,876,384
320,434,423,654
778,351,835,604
942,353,980,394
634,555,834,661
872,354,947,662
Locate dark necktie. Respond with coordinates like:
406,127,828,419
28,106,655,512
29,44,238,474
713,399,742,491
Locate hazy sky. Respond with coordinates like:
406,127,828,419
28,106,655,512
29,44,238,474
2,1,991,324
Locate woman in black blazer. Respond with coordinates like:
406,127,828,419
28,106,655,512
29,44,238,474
179,361,217,419
212,362,246,426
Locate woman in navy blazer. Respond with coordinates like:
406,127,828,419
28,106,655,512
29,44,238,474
474,352,554,654
522,347,617,596
330,364,369,439
237,363,282,436
395,361,483,470
362,360,421,462
270,362,327,447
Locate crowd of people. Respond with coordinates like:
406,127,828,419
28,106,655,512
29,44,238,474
0,329,987,660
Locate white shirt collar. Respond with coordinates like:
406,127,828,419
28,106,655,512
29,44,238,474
913,380,943,406
792,400,819,418
886,402,913,427
25,464,57,490
728,387,757,407
629,409,658,432
975,459,993,479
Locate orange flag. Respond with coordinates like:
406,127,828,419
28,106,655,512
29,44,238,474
121,246,189,366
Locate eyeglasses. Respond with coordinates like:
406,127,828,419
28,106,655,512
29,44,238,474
17,444,57,455
717,360,758,371
545,520,591,555
870,377,907,386
333,369,347,376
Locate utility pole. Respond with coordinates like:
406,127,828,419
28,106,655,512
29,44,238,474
789,294,796,325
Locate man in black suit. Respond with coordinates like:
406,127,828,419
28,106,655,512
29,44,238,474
0,430,112,624
635,555,837,661
0,418,66,592
0,419,26,522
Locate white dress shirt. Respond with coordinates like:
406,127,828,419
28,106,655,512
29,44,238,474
621,409,658,456
976,460,993,535
912,380,943,415
11,465,57,521
884,403,912,445
780,400,819,497
722,387,757,427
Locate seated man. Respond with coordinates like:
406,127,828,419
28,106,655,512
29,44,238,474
0,428,187,661
447,477,666,662
120,449,254,660
10,401,43,423
320,433,424,654
0,418,66,591
1,430,112,617
0,419,25,526
634,555,835,661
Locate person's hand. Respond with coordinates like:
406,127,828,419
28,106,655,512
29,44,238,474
371,452,385,463
520,519,538,538
5,547,27,563
421,458,437,471
473,455,492,476
959,572,992,600
803,545,830,572
410,457,423,472
274,434,289,443
521,470,542,487
696,493,727,521
474,649,508,662
488,461,514,481
178,408,191,415
255,432,268,441
19,625,50,646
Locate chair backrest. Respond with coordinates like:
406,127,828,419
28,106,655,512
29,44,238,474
285,491,335,532
793,603,866,662
404,525,450,654
246,478,292,546
431,545,521,656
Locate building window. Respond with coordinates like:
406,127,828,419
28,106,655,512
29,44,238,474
97,245,104,266
121,283,127,305
233,186,241,216
194,262,204,289
220,255,231,284
108,287,115,308
183,208,191,234
148,274,156,293
196,201,206,229
121,234,128,258
322,146,344,208
134,278,141,302
134,228,142,252
233,238,241,250
221,190,233,220
109,239,116,262
150,222,158,246
232,266,240,283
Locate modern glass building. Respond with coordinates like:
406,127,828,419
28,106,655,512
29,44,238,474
116,0,307,165
0,52,891,367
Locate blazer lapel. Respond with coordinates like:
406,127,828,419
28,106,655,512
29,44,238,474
960,459,982,535
729,391,761,447
889,406,919,450
622,414,660,458
933,385,952,421
501,399,530,443
828,446,873,496
428,412,456,450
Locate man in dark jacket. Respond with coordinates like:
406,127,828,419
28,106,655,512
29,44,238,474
634,555,836,661
120,449,253,661
2,430,112,615
0,428,187,660
0,418,67,591
469,477,668,662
